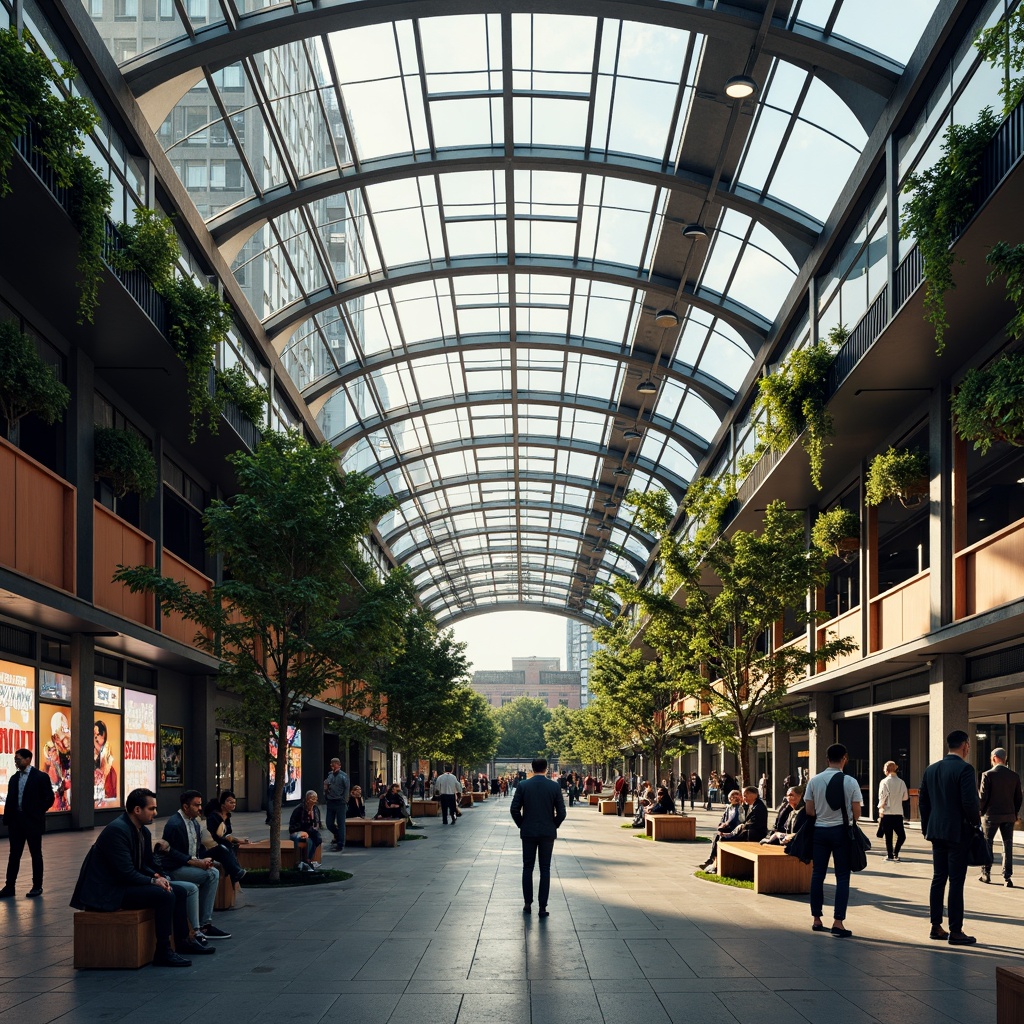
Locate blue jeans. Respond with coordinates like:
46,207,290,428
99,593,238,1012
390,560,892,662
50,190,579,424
168,865,218,929
325,801,347,848
291,830,321,864
810,824,851,920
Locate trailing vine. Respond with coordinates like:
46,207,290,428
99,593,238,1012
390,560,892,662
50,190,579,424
951,351,1024,453
216,364,269,426
110,207,179,292
986,241,1024,340
69,155,112,325
93,425,157,499
865,447,929,507
899,108,1000,354
975,4,1024,116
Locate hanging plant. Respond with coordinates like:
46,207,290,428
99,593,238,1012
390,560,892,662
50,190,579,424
951,351,1024,453
110,207,179,293
69,154,112,325
985,241,1024,341
0,319,71,445
811,507,860,561
93,426,157,499
865,447,930,508
216,365,268,426
749,325,847,490
899,108,1000,354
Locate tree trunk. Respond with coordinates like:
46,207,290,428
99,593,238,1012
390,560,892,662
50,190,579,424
269,711,289,883
737,728,751,789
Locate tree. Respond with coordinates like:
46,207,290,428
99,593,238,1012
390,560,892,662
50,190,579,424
114,431,414,880
543,704,576,764
371,610,470,786
615,481,856,787
560,697,630,773
492,696,551,759
444,689,501,771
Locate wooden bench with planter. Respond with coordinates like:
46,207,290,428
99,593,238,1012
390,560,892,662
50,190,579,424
471,791,487,803
410,799,440,817
345,817,406,847
645,814,697,841
588,793,603,806
599,799,619,814
236,838,322,871
716,843,812,894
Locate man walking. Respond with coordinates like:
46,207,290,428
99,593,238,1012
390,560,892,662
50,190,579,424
1,749,54,898
323,757,350,851
920,729,982,945
614,771,628,816
434,766,463,824
510,757,566,918
978,746,1021,887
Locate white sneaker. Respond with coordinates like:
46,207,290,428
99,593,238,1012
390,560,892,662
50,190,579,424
297,861,308,872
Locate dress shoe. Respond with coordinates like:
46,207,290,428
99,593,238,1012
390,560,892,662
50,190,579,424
929,925,949,940
523,905,531,915
0,887,13,898
979,872,990,884
811,922,825,932
830,926,852,938
1006,878,1015,888
181,938,216,955
948,932,977,946
25,887,42,898
538,907,550,918
153,949,192,967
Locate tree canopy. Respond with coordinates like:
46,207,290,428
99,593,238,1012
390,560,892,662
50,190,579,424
492,696,551,759
444,689,501,770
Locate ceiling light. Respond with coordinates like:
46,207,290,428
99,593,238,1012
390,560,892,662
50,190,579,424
597,523,610,532
724,74,758,99
682,223,709,240
613,467,630,477
622,427,642,440
653,308,679,328
602,499,617,508
636,378,658,394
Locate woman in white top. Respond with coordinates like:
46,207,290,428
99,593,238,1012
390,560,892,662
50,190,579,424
877,761,909,861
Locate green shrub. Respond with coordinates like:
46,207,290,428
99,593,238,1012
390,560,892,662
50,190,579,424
811,507,860,556
0,320,70,442
865,447,929,507
951,351,1024,453
93,426,157,499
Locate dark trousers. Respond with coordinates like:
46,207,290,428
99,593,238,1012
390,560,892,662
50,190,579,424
521,836,555,908
325,801,346,848
985,820,1015,878
616,790,626,815
209,842,245,884
879,815,906,858
929,838,970,933
810,824,851,920
439,794,457,823
5,822,43,888
119,884,187,953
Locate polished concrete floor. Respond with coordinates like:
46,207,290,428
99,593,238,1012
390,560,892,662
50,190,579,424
1,793,1021,1023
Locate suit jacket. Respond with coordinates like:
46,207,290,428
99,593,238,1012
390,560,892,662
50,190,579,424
3,765,54,831
161,811,204,869
510,775,566,839
69,813,158,911
731,798,769,841
979,763,1023,824
919,754,981,842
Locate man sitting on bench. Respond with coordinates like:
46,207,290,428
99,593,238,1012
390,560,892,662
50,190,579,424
70,788,197,967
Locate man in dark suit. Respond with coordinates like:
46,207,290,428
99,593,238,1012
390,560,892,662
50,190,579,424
721,787,769,844
920,729,982,946
70,787,194,967
1,748,54,898
510,757,566,918
978,747,1022,886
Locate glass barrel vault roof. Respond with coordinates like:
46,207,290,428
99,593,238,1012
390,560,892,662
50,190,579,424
100,0,936,626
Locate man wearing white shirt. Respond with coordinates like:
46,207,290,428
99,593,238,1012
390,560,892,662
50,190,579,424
434,767,463,824
877,761,909,862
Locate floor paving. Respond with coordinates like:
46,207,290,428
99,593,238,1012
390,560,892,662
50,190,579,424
1,795,1022,1022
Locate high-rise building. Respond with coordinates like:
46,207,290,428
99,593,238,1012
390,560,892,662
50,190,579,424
566,621,600,706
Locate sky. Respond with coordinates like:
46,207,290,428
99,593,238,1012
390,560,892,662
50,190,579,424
448,611,569,674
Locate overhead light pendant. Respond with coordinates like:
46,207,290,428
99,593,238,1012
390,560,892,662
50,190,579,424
682,223,709,240
725,74,758,99
653,308,679,328
613,467,630,477
636,378,658,394
597,522,610,532
622,427,642,440
602,498,617,508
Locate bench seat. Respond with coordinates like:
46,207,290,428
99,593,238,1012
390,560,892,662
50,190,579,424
645,814,697,841
410,799,440,817
236,838,322,871
346,817,406,847
716,843,812,894
73,909,156,970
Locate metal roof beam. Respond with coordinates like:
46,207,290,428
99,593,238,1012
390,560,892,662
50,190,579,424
433,601,607,629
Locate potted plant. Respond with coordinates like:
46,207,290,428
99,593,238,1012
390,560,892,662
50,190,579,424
865,447,930,508
811,507,860,561
0,320,70,446
93,426,157,499
951,350,1024,453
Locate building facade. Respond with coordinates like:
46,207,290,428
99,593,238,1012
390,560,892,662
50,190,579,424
566,620,600,706
472,658,582,709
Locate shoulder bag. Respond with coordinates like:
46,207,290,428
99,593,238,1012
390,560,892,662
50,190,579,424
827,771,870,872
966,824,993,868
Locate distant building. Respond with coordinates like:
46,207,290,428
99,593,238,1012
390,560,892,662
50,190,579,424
472,656,581,709
566,621,600,706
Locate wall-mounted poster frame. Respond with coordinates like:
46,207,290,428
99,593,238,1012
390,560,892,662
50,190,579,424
159,725,184,786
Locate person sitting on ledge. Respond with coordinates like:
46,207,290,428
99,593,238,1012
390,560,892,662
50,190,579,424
375,782,405,820
204,790,248,889
720,786,769,847
761,786,806,846
647,786,676,817
347,784,366,818
288,791,323,871
70,787,197,967
698,790,743,872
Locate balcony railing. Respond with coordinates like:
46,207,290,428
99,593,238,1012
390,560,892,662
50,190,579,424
160,549,213,647
869,570,930,652
954,515,1024,619
93,503,155,628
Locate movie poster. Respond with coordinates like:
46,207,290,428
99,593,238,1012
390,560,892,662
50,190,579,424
269,723,302,802
124,690,157,793
160,725,183,786
92,711,122,809
39,703,71,812
0,661,35,811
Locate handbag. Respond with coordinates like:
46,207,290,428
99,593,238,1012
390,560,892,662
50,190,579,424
966,825,993,868
827,771,870,872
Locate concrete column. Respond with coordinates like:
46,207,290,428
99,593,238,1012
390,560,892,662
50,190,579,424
191,676,217,796
68,348,95,603
930,382,954,630
69,634,95,831
770,723,791,807
929,655,968,763
299,712,325,798
808,692,834,777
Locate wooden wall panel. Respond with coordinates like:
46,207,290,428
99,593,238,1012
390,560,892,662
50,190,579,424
93,503,154,626
963,518,1024,617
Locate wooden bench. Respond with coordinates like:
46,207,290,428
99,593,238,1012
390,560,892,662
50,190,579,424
74,909,157,969
645,814,697,841
471,791,487,803
599,800,619,814
717,843,812,894
214,861,236,910
236,838,323,871
588,794,602,806
411,799,440,817
459,793,474,808
345,817,406,847
997,966,1024,1024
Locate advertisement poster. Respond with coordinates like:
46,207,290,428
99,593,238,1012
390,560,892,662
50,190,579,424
39,670,71,701
269,724,302,802
160,725,183,786
92,713,122,809
0,660,35,811
124,690,157,794
40,703,71,812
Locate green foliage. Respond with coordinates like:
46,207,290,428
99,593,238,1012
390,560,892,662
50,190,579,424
810,507,860,556
492,696,551,759
737,440,769,479
216,365,269,426
112,430,414,879
986,241,1024,341
69,154,112,325
951,350,1024,453
93,426,158,499
750,327,846,490
975,6,1024,115
446,689,500,769
111,207,180,292
695,870,754,890
899,109,1000,354
0,319,70,441
865,447,929,507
